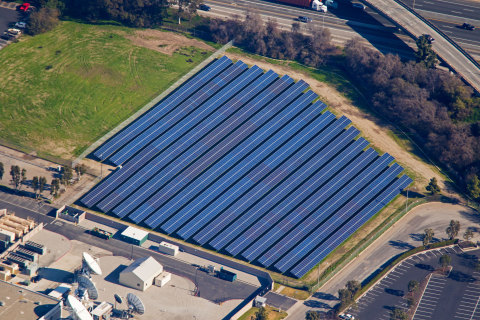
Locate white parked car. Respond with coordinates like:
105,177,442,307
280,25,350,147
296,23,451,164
15,22,27,29
7,28,21,35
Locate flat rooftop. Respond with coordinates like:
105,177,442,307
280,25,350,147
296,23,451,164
0,280,60,320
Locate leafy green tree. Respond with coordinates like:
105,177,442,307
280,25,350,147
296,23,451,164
305,311,322,320
446,220,460,240
39,177,47,195
408,280,419,293
252,307,268,320
464,229,474,241
423,228,435,246
21,168,27,188
62,166,73,185
415,35,437,68
50,178,60,197
426,177,441,195
177,0,201,24
467,175,480,200
10,165,21,190
0,162,4,180
27,7,60,35
439,254,451,270
74,164,87,179
346,280,361,295
390,308,407,320
407,296,416,309
32,176,39,198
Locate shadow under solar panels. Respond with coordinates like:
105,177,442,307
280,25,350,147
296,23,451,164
79,57,412,278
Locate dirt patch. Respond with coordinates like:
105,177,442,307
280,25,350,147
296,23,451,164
126,29,214,55
225,52,445,192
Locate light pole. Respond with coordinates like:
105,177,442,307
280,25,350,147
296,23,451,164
412,0,416,10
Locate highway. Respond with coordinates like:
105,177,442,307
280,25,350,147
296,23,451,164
363,0,480,93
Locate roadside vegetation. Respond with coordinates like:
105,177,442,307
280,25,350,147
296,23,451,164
206,13,480,203
238,306,287,320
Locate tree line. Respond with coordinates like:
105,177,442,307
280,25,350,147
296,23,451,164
209,12,339,68
342,39,480,201
0,161,86,198
26,0,190,35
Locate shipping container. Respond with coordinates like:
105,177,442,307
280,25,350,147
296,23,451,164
218,267,237,282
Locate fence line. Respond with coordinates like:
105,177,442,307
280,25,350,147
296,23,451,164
72,40,233,167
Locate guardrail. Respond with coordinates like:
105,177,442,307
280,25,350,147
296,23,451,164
361,0,480,93
393,0,480,70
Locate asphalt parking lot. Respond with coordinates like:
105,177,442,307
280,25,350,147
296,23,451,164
0,3,20,49
349,245,480,320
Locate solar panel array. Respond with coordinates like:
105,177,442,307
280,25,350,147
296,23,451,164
81,57,412,278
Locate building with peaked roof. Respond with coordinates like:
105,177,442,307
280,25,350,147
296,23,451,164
118,256,163,291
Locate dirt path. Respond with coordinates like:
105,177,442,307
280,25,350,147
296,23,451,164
126,29,214,55
225,52,445,192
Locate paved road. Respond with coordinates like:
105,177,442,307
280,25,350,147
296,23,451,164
363,0,480,92
0,193,257,303
285,202,480,319
204,0,480,60
351,246,479,320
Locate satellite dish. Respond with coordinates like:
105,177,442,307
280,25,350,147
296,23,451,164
66,295,93,320
82,252,102,276
114,293,123,304
127,293,145,315
77,275,99,300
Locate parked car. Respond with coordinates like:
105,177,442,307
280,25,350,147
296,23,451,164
18,3,30,12
351,2,366,10
7,28,21,36
462,23,475,30
199,4,211,11
424,34,435,43
1,32,14,40
298,16,312,23
15,22,27,29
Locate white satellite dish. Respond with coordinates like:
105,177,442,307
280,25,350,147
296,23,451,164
82,252,102,276
77,275,99,300
127,293,145,315
66,295,93,320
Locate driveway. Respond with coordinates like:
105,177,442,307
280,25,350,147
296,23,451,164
286,202,480,319
0,3,19,49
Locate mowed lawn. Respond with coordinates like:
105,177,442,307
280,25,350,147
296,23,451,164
0,21,210,159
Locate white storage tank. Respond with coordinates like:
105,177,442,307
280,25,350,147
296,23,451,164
157,241,179,256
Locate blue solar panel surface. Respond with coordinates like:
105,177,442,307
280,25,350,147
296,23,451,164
80,58,411,278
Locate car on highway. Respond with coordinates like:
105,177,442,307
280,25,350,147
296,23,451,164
351,2,366,10
298,16,312,23
424,34,435,43
199,4,211,11
461,23,475,31
339,313,355,319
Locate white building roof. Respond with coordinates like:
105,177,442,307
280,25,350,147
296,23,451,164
121,256,163,282
121,226,149,241
159,241,178,249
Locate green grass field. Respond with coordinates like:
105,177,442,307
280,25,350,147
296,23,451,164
0,21,210,159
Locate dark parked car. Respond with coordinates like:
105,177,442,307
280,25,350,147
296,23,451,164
1,33,14,41
298,16,312,23
462,23,475,30
199,4,211,11
351,2,366,10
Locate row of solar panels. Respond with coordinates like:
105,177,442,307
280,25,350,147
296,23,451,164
82,57,411,277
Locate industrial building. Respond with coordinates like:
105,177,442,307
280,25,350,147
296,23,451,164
0,280,62,320
119,256,163,291
120,226,148,245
